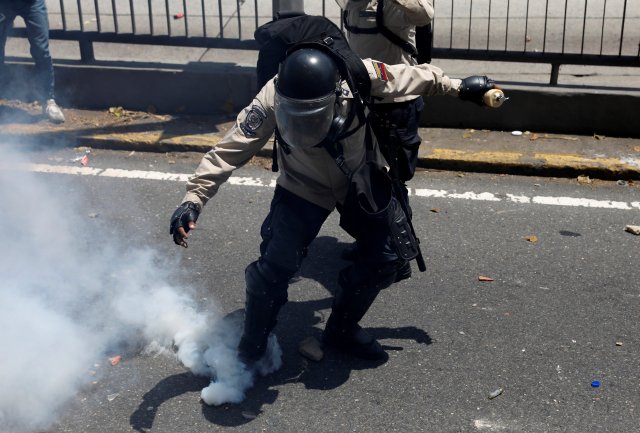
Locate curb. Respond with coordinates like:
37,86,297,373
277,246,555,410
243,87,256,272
3,128,638,181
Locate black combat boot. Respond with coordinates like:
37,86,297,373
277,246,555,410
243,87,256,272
237,261,288,367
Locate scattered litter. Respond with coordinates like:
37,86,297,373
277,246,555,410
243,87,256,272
88,212,99,218
625,225,640,235
488,388,504,399
529,133,540,141
577,175,592,184
108,106,125,117
593,134,606,140
80,154,89,166
107,393,119,402
128,150,136,157
615,341,624,346
591,380,601,388
241,410,258,420
478,276,494,282
173,12,184,19
298,336,323,361
109,355,122,366
511,130,523,136
525,235,538,243
430,208,440,213
617,180,628,186
463,132,473,139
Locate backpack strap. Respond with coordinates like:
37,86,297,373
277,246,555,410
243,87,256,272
342,0,418,58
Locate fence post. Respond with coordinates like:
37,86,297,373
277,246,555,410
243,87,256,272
550,63,560,86
79,38,95,63
272,0,304,17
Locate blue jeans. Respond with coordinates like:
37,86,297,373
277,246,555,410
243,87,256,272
0,0,55,101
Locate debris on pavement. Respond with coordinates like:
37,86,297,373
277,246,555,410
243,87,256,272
625,225,640,235
591,381,601,388
80,154,89,166
174,12,185,19
525,235,538,243
511,130,523,136
107,393,119,402
298,336,324,361
108,106,125,118
616,341,624,346
488,388,504,399
577,175,592,184
478,276,494,282
109,355,122,366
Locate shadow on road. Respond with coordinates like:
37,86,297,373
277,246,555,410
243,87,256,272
129,236,432,430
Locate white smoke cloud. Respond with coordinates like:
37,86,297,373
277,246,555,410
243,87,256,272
0,145,281,432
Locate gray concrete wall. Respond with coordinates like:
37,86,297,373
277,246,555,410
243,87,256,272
2,61,640,138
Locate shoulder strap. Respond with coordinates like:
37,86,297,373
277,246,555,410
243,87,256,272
375,0,418,58
322,118,376,178
342,0,417,58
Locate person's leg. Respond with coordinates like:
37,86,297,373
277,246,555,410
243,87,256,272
22,0,53,101
0,5,18,94
22,0,64,121
325,207,401,360
237,186,330,365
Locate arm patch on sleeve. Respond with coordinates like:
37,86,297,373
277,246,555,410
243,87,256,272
372,61,389,81
240,104,267,137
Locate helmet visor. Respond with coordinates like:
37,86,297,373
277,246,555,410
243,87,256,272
274,89,337,149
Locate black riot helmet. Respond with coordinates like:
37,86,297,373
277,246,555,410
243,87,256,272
274,48,343,149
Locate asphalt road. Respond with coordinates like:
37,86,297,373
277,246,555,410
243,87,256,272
2,146,639,433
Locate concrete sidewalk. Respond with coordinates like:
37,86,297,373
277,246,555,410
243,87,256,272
2,101,639,181
3,37,640,138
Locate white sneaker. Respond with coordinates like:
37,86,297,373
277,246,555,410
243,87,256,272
44,99,65,123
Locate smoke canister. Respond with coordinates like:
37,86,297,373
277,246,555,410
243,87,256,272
483,88,507,108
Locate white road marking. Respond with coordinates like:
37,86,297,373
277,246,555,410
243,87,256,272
9,163,640,211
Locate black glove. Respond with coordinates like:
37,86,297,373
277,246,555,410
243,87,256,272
170,201,200,247
459,75,496,106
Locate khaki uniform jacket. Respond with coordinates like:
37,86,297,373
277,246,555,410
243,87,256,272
340,0,434,103
182,60,461,212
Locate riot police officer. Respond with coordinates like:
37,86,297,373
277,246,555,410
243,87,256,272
170,48,494,368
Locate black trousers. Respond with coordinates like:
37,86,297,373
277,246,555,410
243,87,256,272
237,185,400,362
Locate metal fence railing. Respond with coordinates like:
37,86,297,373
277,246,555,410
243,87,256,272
7,0,640,85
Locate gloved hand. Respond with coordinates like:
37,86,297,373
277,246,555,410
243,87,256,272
459,75,496,106
170,201,200,248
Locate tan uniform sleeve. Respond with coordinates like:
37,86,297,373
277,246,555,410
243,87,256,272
363,58,462,99
182,81,277,208
390,0,434,26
